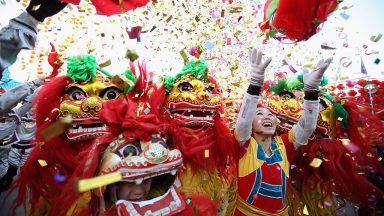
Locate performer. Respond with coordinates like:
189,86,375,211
0,78,44,191
0,94,38,193
96,113,185,215
0,0,67,75
234,47,332,215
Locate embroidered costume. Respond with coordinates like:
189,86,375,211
235,133,294,215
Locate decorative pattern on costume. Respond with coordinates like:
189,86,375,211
59,74,122,141
13,54,129,216
246,141,286,206
165,59,220,127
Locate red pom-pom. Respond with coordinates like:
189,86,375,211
371,80,381,86
357,79,367,87
358,88,366,94
346,81,355,88
337,92,346,97
336,84,345,90
348,90,357,97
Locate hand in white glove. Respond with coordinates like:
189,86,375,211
249,47,272,87
303,57,333,92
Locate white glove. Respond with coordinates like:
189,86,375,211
303,58,332,92
249,47,272,87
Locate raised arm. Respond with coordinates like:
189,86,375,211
0,0,67,73
291,58,333,149
0,77,44,116
235,48,272,145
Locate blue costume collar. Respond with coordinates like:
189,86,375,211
257,140,283,164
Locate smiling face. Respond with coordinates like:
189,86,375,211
252,107,277,136
99,134,184,212
117,179,152,201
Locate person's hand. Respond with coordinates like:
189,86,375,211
249,47,272,87
26,0,68,22
303,58,332,92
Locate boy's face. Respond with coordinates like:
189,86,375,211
117,178,152,201
252,107,277,136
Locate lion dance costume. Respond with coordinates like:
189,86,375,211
94,74,187,215
163,58,236,215
11,54,138,215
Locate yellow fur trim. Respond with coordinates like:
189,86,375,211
179,164,224,203
66,191,91,216
236,196,289,216
288,129,295,144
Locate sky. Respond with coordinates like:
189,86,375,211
0,0,383,95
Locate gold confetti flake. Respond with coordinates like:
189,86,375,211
310,158,323,168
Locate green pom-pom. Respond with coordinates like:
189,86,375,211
123,69,138,93
286,76,303,90
67,55,97,82
269,79,287,95
164,76,175,92
175,58,209,81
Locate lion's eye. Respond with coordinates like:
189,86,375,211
69,89,87,101
205,86,214,93
279,91,294,100
177,82,193,92
114,140,142,159
102,89,120,100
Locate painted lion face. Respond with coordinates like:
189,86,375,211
98,134,184,215
166,74,221,127
260,89,336,138
59,75,123,141
99,134,182,184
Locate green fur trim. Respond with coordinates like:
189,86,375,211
320,90,334,101
297,73,304,83
175,59,209,81
320,90,349,129
266,0,279,19
123,70,138,93
333,101,349,129
320,75,328,87
164,76,175,92
67,55,97,82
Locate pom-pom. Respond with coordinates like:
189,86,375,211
67,55,97,82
